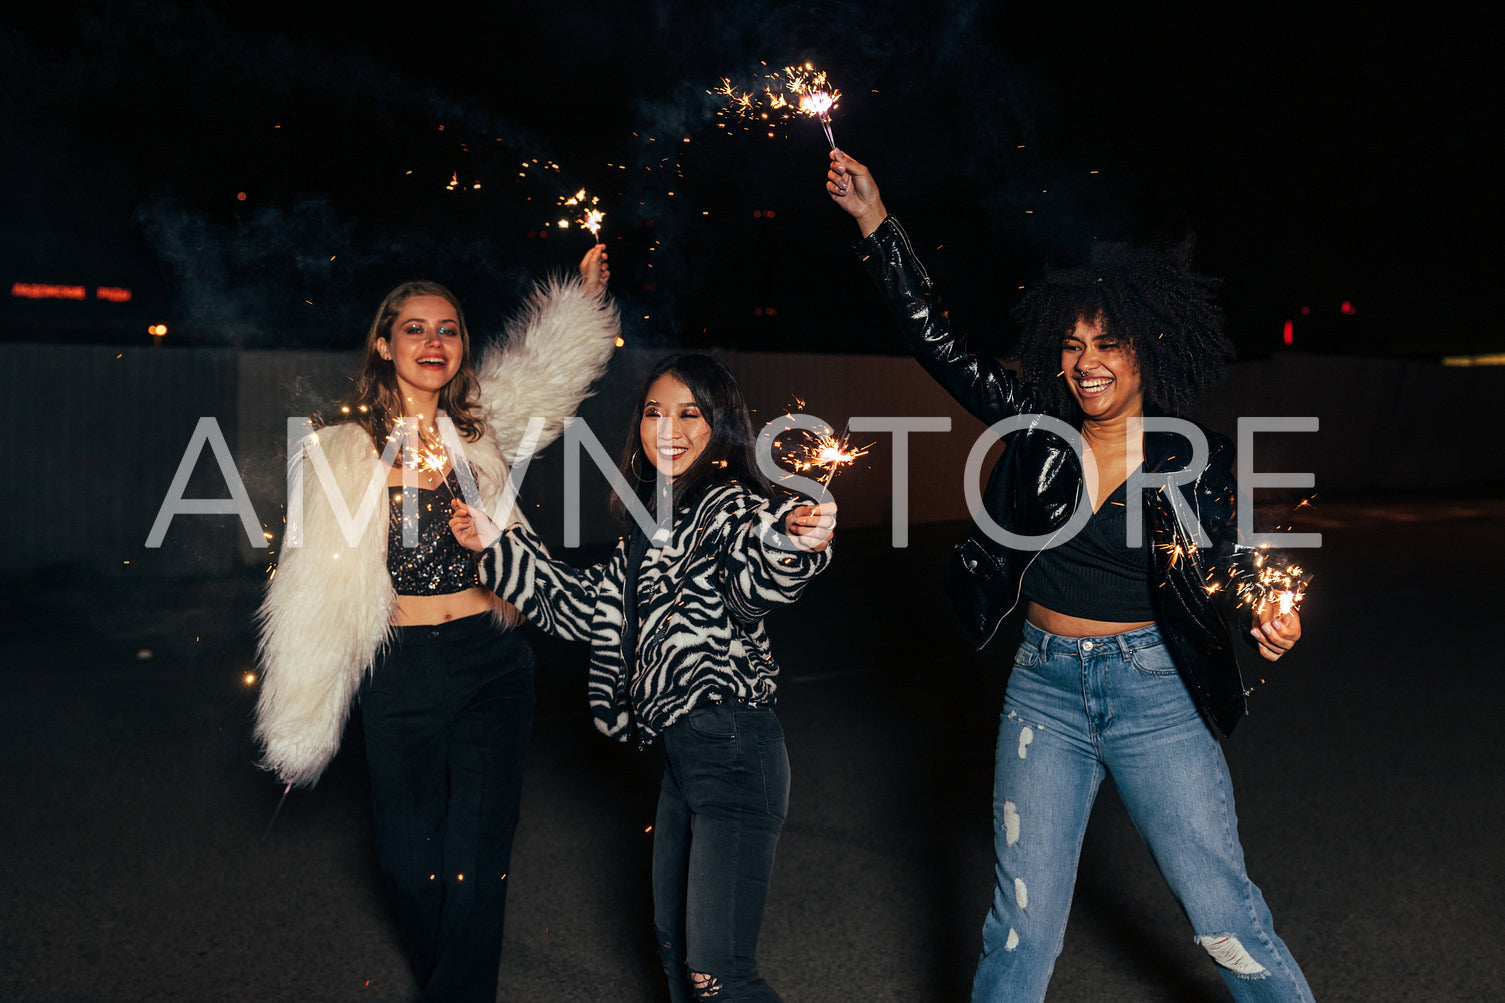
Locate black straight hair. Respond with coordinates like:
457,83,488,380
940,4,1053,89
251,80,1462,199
610,353,776,523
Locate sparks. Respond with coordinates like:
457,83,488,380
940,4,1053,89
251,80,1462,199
709,62,841,148
1224,495,1319,619
779,413,871,486
559,187,605,243
1222,545,1312,622
783,63,840,149
402,437,456,498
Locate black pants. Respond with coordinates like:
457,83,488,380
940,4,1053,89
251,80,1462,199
653,702,790,1002
360,612,535,1003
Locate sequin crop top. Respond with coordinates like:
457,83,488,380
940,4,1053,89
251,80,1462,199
387,474,480,596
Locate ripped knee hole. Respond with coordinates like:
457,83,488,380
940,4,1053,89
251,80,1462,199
689,970,724,1000
1198,934,1269,976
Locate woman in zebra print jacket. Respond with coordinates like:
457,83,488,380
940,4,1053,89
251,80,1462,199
451,354,835,1002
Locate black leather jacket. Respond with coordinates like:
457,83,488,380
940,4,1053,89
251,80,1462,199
857,216,1251,737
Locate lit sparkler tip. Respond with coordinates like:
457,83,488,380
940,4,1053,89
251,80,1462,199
780,420,872,487
555,187,605,242
711,62,841,147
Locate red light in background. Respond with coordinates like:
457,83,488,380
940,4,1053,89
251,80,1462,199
1340,300,1356,315
1283,320,1294,346
11,283,86,300
11,283,134,302
1299,305,1310,315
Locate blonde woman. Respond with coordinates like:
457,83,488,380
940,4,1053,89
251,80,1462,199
254,247,617,1002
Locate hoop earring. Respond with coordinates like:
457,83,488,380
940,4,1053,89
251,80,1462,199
631,449,652,480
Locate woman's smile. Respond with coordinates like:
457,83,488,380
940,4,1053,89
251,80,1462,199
378,294,465,401
1061,315,1143,421
641,373,711,478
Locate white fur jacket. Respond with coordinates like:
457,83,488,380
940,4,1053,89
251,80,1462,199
253,276,619,788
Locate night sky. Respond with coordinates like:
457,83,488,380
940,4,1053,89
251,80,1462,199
3,1,1496,358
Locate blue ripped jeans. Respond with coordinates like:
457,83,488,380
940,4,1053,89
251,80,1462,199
653,701,789,1002
971,622,1314,1003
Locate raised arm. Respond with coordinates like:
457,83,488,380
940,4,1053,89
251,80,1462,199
827,150,1034,424
475,245,620,461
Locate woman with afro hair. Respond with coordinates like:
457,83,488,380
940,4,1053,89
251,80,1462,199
827,150,1314,1003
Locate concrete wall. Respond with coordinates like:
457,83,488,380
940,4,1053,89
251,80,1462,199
10,343,1503,578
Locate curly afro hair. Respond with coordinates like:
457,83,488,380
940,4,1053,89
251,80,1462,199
1010,234,1235,419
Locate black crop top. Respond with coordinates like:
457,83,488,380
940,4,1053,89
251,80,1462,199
1021,478,1157,621
387,473,480,596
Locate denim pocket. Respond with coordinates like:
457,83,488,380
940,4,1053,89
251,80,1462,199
758,729,791,821
1130,642,1178,677
1013,643,1042,670
686,701,737,739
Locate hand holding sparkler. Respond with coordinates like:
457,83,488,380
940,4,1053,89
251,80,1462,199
579,243,610,298
825,149,889,239
449,499,503,552
783,501,838,553
1221,546,1311,662
1250,607,1302,662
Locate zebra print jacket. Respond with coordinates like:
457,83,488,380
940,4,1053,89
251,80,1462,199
477,482,832,743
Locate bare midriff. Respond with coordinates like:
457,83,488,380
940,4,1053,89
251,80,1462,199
391,588,520,628
386,461,521,628
1027,601,1154,638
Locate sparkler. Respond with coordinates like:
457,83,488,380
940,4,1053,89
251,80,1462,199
396,421,456,497
710,62,841,148
1214,545,1312,622
808,433,868,485
261,782,292,842
413,446,457,497
559,187,605,244
784,64,840,150
779,411,871,487
1222,493,1319,619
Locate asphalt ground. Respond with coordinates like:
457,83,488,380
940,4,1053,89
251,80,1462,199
2,493,1502,1002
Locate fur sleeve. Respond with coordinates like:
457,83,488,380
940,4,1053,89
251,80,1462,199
474,275,620,461
253,425,395,789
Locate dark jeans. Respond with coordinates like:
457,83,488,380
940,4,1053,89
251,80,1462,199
359,612,535,1003
653,702,790,1003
